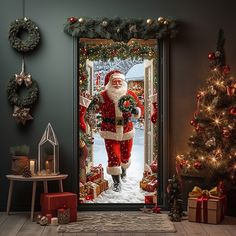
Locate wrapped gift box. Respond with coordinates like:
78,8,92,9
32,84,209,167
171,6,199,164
85,181,100,198
40,192,77,222
146,179,158,192
91,164,104,179
188,196,225,224
95,179,109,192
79,182,85,193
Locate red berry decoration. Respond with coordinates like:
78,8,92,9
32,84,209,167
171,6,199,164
190,119,196,126
208,52,216,60
229,107,236,115
193,161,202,169
68,17,78,24
223,65,230,74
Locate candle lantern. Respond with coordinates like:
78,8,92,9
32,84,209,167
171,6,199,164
29,159,37,175
38,123,59,175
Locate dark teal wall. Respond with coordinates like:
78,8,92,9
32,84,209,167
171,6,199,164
1,0,236,210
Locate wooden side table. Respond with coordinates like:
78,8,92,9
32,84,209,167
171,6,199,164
6,174,68,221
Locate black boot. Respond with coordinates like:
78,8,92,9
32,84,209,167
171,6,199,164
111,175,121,192
121,167,127,182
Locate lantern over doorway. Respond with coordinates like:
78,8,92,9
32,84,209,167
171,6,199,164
38,123,59,175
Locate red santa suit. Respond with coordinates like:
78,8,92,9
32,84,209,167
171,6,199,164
93,70,144,176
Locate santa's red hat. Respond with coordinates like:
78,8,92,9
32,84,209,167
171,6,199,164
104,70,125,86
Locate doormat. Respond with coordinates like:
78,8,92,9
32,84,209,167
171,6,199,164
57,212,176,233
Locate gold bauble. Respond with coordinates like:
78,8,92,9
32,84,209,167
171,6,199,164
146,19,153,24
158,17,165,23
78,17,84,23
79,64,83,68
148,51,153,57
80,80,83,84
163,20,169,25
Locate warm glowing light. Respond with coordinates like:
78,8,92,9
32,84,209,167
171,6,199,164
234,164,236,169
206,106,213,112
215,80,221,86
200,156,205,160
214,118,220,125
187,164,191,168
213,67,218,72
212,157,216,162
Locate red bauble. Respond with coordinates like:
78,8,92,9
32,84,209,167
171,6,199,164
227,86,236,96
229,107,236,115
193,161,202,169
123,101,131,108
68,17,78,23
81,74,86,81
223,65,230,74
208,52,216,60
222,128,231,138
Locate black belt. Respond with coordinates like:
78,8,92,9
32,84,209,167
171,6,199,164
102,117,131,126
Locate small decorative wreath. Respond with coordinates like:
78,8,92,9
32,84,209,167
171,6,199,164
118,95,136,113
8,18,40,53
7,76,39,108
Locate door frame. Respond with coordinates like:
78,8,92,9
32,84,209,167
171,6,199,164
73,38,170,210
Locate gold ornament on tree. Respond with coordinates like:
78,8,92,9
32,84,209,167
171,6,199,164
146,18,153,25
78,17,84,23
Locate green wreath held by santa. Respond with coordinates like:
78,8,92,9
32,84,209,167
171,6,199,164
85,70,144,192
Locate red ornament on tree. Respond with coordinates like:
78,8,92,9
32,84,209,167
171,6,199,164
193,161,202,169
229,107,236,115
222,128,231,138
208,52,216,60
190,119,197,126
227,86,236,96
68,17,78,24
223,65,230,74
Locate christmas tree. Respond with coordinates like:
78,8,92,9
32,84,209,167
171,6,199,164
177,29,236,186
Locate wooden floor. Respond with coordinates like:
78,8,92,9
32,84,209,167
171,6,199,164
0,212,236,236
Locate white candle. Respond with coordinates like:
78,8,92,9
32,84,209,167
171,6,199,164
29,160,35,175
51,217,58,226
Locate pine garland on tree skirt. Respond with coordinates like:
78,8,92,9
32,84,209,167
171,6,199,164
64,17,178,41
167,174,184,222
177,29,236,186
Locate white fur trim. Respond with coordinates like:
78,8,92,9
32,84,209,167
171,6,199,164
107,166,122,175
79,96,91,108
100,129,135,141
110,73,125,81
121,159,131,169
133,107,141,119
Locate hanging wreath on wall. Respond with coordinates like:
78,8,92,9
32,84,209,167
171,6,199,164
6,69,39,125
118,95,136,113
8,17,40,53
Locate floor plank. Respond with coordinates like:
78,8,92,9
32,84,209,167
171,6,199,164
201,223,232,236
76,233,97,236
40,225,63,236
16,218,45,236
0,213,28,236
0,212,9,226
167,221,188,236
181,219,207,235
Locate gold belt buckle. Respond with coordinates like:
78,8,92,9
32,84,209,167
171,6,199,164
115,117,124,126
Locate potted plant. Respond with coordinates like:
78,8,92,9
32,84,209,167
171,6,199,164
10,144,30,175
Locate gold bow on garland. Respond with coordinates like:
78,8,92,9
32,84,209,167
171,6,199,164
15,71,32,87
189,186,220,199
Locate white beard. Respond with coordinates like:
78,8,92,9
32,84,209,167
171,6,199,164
105,80,128,102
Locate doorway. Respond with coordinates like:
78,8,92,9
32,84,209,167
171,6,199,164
78,39,160,206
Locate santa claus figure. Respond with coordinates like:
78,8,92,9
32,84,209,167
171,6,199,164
85,70,144,191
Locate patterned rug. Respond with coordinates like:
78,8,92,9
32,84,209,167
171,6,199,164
57,212,176,233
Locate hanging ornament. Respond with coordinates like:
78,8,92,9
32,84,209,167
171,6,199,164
226,86,235,96
209,85,217,95
223,65,230,74
129,25,137,33
190,119,197,126
157,17,165,24
222,127,231,138
68,17,78,24
12,106,33,125
151,102,158,124
78,17,84,23
217,181,226,196
193,161,202,169
205,137,216,147
229,107,236,115
146,19,153,25
208,52,216,60
215,51,221,57
163,20,169,25
101,20,108,27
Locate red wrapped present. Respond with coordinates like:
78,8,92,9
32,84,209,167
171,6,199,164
85,181,100,198
40,192,77,222
146,179,158,192
91,164,104,179
188,186,226,224
86,172,102,182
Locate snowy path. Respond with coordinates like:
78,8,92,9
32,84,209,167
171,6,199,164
90,128,147,203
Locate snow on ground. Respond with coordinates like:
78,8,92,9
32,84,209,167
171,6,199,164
90,127,147,203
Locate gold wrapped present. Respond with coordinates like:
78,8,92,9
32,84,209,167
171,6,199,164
85,181,100,198
95,179,109,192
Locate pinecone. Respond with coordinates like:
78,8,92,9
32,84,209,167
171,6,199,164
22,166,32,177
